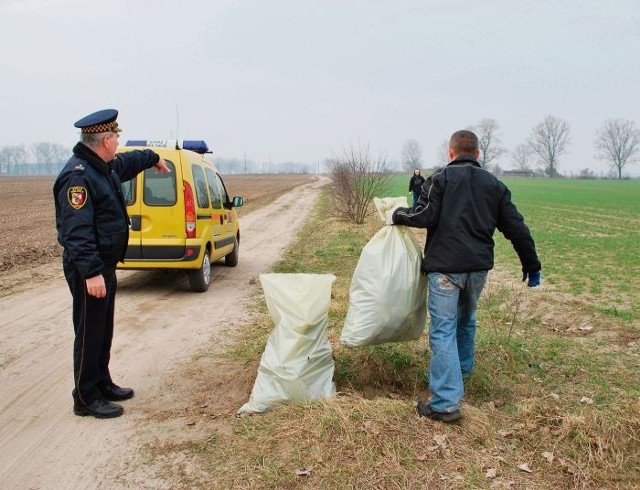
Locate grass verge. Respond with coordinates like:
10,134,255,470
146,185,640,489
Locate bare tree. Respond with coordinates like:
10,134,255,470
0,147,10,175
0,145,28,175
512,143,534,170
595,119,640,179
436,140,449,167
328,144,391,224
32,142,69,174
473,119,507,169
401,139,423,171
528,115,571,177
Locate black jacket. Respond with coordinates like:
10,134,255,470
54,143,159,278
409,174,425,193
393,156,541,274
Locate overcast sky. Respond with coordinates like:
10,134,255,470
1,0,638,175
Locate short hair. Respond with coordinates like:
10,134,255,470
449,130,479,155
81,131,108,149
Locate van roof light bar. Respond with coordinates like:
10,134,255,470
124,140,211,154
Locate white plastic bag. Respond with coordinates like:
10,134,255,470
238,273,337,414
340,197,427,347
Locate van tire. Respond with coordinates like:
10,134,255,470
189,250,211,292
225,237,239,267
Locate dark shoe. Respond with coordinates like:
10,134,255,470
74,398,124,419
417,401,462,423
100,383,134,401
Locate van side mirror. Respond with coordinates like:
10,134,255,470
232,196,244,208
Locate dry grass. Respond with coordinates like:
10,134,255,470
136,186,639,489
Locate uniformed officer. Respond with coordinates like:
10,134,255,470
54,109,170,418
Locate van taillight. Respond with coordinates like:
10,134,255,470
183,181,196,238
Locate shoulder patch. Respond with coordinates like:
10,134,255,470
74,163,85,171
67,186,87,209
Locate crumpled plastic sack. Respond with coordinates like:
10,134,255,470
340,196,427,347
238,273,337,414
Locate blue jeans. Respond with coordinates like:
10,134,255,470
427,271,488,412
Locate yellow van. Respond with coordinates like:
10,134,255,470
117,140,243,292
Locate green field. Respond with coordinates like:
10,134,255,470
387,176,640,322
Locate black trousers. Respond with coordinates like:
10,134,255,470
412,190,421,211
64,262,117,405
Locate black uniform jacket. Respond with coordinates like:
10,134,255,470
393,157,541,274
54,143,159,278
409,174,425,193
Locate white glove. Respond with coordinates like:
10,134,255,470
385,206,401,225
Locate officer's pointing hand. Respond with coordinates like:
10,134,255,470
154,158,171,174
86,275,107,298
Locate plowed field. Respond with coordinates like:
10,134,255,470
0,174,315,274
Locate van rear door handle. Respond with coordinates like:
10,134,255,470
130,215,141,231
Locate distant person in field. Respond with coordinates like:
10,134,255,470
386,129,541,423
408,168,425,211
54,109,170,419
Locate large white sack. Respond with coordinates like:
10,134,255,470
340,197,427,348
238,273,337,414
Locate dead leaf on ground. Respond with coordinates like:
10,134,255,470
485,468,498,479
433,434,447,447
440,473,463,481
549,392,560,400
295,468,312,477
491,481,516,489
185,419,196,426
497,429,514,438
542,451,554,463
518,463,533,473
416,453,428,461
363,421,380,435
578,324,593,331
579,396,594,405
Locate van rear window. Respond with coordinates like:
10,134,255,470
192,165,210,209
143,161,177,206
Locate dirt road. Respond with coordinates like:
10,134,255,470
0,176,327,489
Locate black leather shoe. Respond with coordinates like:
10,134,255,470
74,398,124,418
417,401,462,423
100,383,134,401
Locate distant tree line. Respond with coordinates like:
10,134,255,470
0,143,69,175
400,116,640,179
213,157,317,175
0,143,317,176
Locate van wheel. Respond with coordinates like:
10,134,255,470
189,250,211,292
225,237,239,267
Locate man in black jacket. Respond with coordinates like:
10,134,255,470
54,109,170,418
387,130,541,423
